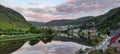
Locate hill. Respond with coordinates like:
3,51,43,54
41,16,95,26
0,5,31,30
41,7,120,33
95,7,120,32
28,21,44,26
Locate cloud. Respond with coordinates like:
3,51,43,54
27,8,47,14
24,12,59,22
13,6,25,10
12,6,25,13
55,0,103,14
66,0,73,3
51,0,120,16
26,13,41,18
6,0,120,22
29,2,40,6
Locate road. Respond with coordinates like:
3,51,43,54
85,36,111,54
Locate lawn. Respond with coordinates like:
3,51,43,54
0,34,46,41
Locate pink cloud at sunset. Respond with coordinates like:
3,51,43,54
67,0,73,3
1,0,120,22
29,2,40,6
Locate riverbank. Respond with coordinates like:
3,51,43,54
0,34,45,41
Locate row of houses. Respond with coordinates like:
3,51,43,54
49,25,74,31
81,28,97,33
110,30,120,37
109,22,120,51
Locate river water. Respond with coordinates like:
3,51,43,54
0,34,91,54
12,41,91,54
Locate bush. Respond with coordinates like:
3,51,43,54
29,27,41,34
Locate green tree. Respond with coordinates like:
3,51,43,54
41,28,54,34
29,27,40,34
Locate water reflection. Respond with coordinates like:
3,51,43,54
0,36,54,54
0,40,26,54
41,35,54,44
12,41,91,54
0,34,92,54
29,36,54,46
29,39,40,46
55,33,97,46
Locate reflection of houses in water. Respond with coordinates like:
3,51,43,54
109,33,120,51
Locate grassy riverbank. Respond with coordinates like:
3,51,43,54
0,34,46,41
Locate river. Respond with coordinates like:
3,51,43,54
12,41,91,54
0,34,91,54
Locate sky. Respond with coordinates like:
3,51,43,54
0,0,120,22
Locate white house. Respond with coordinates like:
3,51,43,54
82,28,97,33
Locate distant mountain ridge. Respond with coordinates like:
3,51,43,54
39,7,120,32
0,5,31,30
41,16,95,26
28,21,44,26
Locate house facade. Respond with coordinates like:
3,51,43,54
110,30,120,37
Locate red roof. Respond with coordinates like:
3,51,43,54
110,33,120,45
